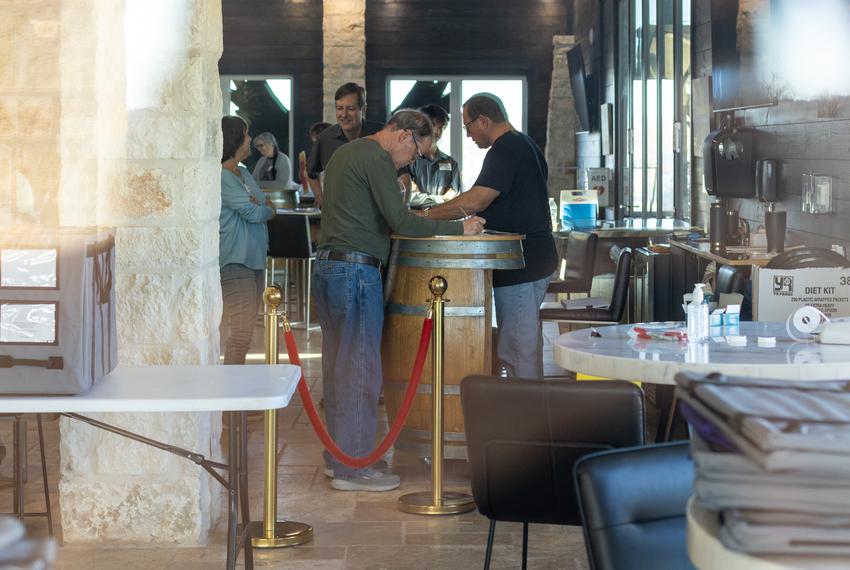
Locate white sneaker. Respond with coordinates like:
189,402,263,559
331,469,400,492
324,459,388,478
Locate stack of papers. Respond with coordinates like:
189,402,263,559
676,372,850,557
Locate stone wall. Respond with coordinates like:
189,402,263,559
0,0,63,226
322,0,365,121
0,0,226,544
545,35,580,197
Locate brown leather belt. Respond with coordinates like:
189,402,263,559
316,249,382,270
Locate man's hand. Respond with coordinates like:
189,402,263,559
441,188,459,201
462,216,486,235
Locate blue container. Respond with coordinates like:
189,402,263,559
561,202,597,229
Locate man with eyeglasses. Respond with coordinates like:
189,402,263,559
419,93,557,379
399,104,462,209
313,109,485,492
306,82,384,206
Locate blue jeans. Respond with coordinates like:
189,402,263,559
311,258,384,478
220,263,264,365
493,275,551,379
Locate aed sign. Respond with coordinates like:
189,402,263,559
754,267,850,321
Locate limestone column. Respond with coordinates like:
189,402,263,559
545,35,580,197
322,0,366,121
54,0,225,544
0,0,64,227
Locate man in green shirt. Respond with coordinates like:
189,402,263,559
314,109,485,492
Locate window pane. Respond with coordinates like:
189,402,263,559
661,0,675,216
1,249,57,288
631,0,644,213
388,79,453,165
681,0,693,219
460,80,525,191
646,0,658,214
0,303,56,344
224,79,292,174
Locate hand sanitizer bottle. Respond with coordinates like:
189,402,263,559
687,283,709,342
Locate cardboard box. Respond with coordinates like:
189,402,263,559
0,228,117,394
753,266,850,322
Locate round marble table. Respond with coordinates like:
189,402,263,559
687,499,847,570
553,321,850,385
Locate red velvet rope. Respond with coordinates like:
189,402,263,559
284,314,433,468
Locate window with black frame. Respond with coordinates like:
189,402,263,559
617,0,691,220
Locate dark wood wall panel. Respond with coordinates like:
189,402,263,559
220,0,323,162
364,0,573,149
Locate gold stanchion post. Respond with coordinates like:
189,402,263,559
398,276,476,515
252,285,313,548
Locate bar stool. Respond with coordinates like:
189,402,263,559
540,247,632,329
267,214,318,338
0,414,53,537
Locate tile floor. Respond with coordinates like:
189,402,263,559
0,320,591,569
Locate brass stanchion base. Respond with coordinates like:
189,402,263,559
251,521,313,548
397,491,476,515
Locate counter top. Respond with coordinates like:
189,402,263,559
555,218,694,239
669,239,778,267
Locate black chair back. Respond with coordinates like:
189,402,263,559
607,247,632,322
575,441,695,570
267,214,314,259
556,231,598,294
715,264,746,296
461,376,645,526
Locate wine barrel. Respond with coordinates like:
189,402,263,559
382,234,524,459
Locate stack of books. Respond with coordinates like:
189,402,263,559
676,371,850,556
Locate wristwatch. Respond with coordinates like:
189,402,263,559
422,207,431,217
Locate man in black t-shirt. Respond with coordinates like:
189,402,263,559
420,93,557,378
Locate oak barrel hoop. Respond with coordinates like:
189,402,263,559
382,234,524,459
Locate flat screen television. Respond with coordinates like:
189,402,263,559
567,45,595,132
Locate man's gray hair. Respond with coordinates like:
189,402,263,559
387,109,433,138
253,132,278,150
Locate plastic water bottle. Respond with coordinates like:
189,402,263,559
686,283,709,342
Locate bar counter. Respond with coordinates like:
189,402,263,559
555,217,694,239
668,239,778,268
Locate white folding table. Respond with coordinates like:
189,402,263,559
0,363,301,570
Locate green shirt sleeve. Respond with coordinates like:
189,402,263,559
366,156,462,237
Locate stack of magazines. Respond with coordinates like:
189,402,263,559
675,371,850,556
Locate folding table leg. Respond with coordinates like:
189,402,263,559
226,411,238,570
37,415,54,537
12,417,24,519
239,411,254,569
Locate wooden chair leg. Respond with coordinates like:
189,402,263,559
484,519,495,570
522,522,529,570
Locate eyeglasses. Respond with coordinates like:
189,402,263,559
409,131,423,159
462,117,478,132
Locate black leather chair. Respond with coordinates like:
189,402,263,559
766,247,850,269
548,231,598,297
575,441,695,570
715,264,746,296
461,376,645,569
540,247,632,326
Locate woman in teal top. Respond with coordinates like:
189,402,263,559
219,116,275,364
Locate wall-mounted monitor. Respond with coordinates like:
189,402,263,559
567,46,595,132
